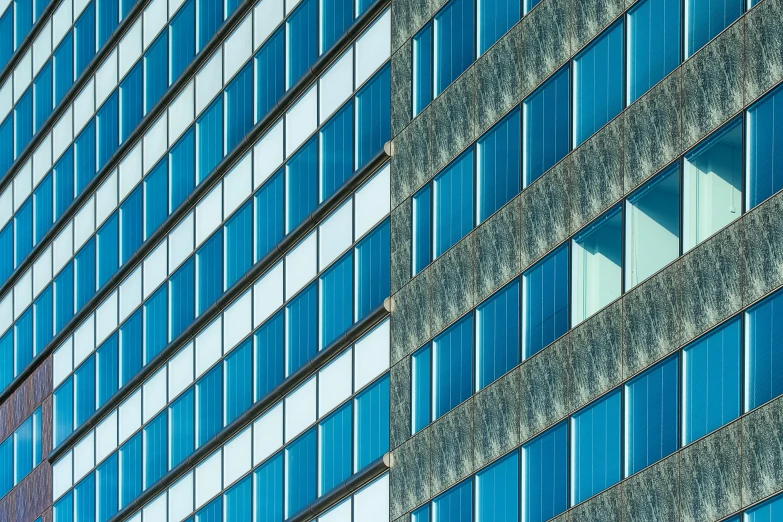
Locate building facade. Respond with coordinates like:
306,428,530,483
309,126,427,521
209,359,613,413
1,0,783,517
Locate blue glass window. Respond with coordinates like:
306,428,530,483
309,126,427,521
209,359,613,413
144,411,167,488
522,422,568,522
197,495,223,522
0,436,11,498
54,262,74,334
320,102,353,202
144,286,168,363
34,62,53,133
477,108,520,221
435,0,475,95
745,493,783,521
285,428,316,518
54,377,74,447
225,63,253,153
356,64,390,168
0,9,11,72
54,32,74,105
685,0,742,57
170,258,195,341
145,158,169,240
96,333,119,408
524,66,570,186
571,389,622,504
746,288,783,411
286,137,317,233
169,387,195,468
412,344,432,434
97,213,119,289
573,20,624,146
625,354,679,476
15,0,32,47
225,475,251,520
0,332,11,392
197,230,223,315
170,127,196,212
683,317,741,444
627,0,680,103
197,0,222,51
477,0,519,54
320,252,353,349
16,197,33,267
0,115,13,178
287,283,317,375
120,310,142,386
255,170,284,261
256,452,284,522
120,186,142,265
16,88,33,157
433,479,472,522
170,0,195,83
120,433,142,508
97,453,119,521
319,403,352,494
433,314,472,419
225,202,252,289
74,472,96,522
476,280,519,390
287,0,317,89
225,339,252,424
355,374,389,470
320,0,351,52
75,120,97,194
14,416,33,483
255,311,283,400
97,92,119,172
54,148,74,220
413,504,431,522
120,62,143,143
75,238,96,312
34,173,54,244
523,244,568,358
197,97,223,183
255,27,284,121
434,149,474,257
54,491,74,522
145,31,168,114
0,224,10,284
355,219,390,321
15,307,33,374
476,451,518,522
413,24,433,117
747,85,783,209
97,0,119,49
75,355,96,427
197,364,223,447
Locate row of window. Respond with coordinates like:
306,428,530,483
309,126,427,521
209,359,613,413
41,160,390,446
0,406,42,501
412,0,752,140
118,468,389,522
52,335,391,522
411,287,783,521
0,4,391,339
0,41,391,397
49,199,391,449
412,82,783,312
0,0,55,71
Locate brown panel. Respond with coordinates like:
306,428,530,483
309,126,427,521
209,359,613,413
0,356,52,442
0,461,52,522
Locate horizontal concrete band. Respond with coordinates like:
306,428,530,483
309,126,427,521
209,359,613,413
0,0,391,405
106,303,391,522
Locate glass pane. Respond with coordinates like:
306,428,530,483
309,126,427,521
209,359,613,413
476,451,518,521
434,149,474,258
745,288,783,411
413,24,433,117
477,0,519,54
477,108,521,222
285,428,317,518
747,85,783,209
524,66,570,186
627,0,681,103
433,479,472,522
412,344,432,434
412,185,432,276
685,0,742,57
683,119,742,251
476,280,519,390
434,0,475,95
433,315,473,419
523,244,569,358
522,422,568,522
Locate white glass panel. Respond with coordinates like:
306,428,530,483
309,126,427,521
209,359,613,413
169,472,194,522
73,79,94,134
196,51,223,116
224,153,252,217
169,82,195,146
73,197,95,250
143,0,168,49
13,51,31,104
254,0,284,49
284,377,317,443
354,318,389,391
53,108,73,162
223,290,252,353
143,492,168,521
73,315,95,367
143,113,168,174
319,49,353,123
95,49,118,107
119,143,142,202
53,338,74,388
143,366,168,423
96,171,118,227
285,232,317,300
195,318,222,377
0,188,11,228
195,183,223,246
285,87,318,157
119,19,143,79
73,431,95,482
32,248,52,297
119,389,143,443
353,474,389,522
32,21,52,75
320,499,352,522
318,349,352,417
53,222,73,274
52,0,73,48
95,411,118,464
120,267,143,322
95,291,119,345
253,120,284,188
223,427,252,486
354,164,390,239
33,136,52,187
168,213,195,274
354,10,391,87
253,402,283,466
52,451,73,500
195,450,222,508
254,262,284,327
143,240,168,299
224,16,253,82
14,270,32,320
168,342,195,401
318,200,353,271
